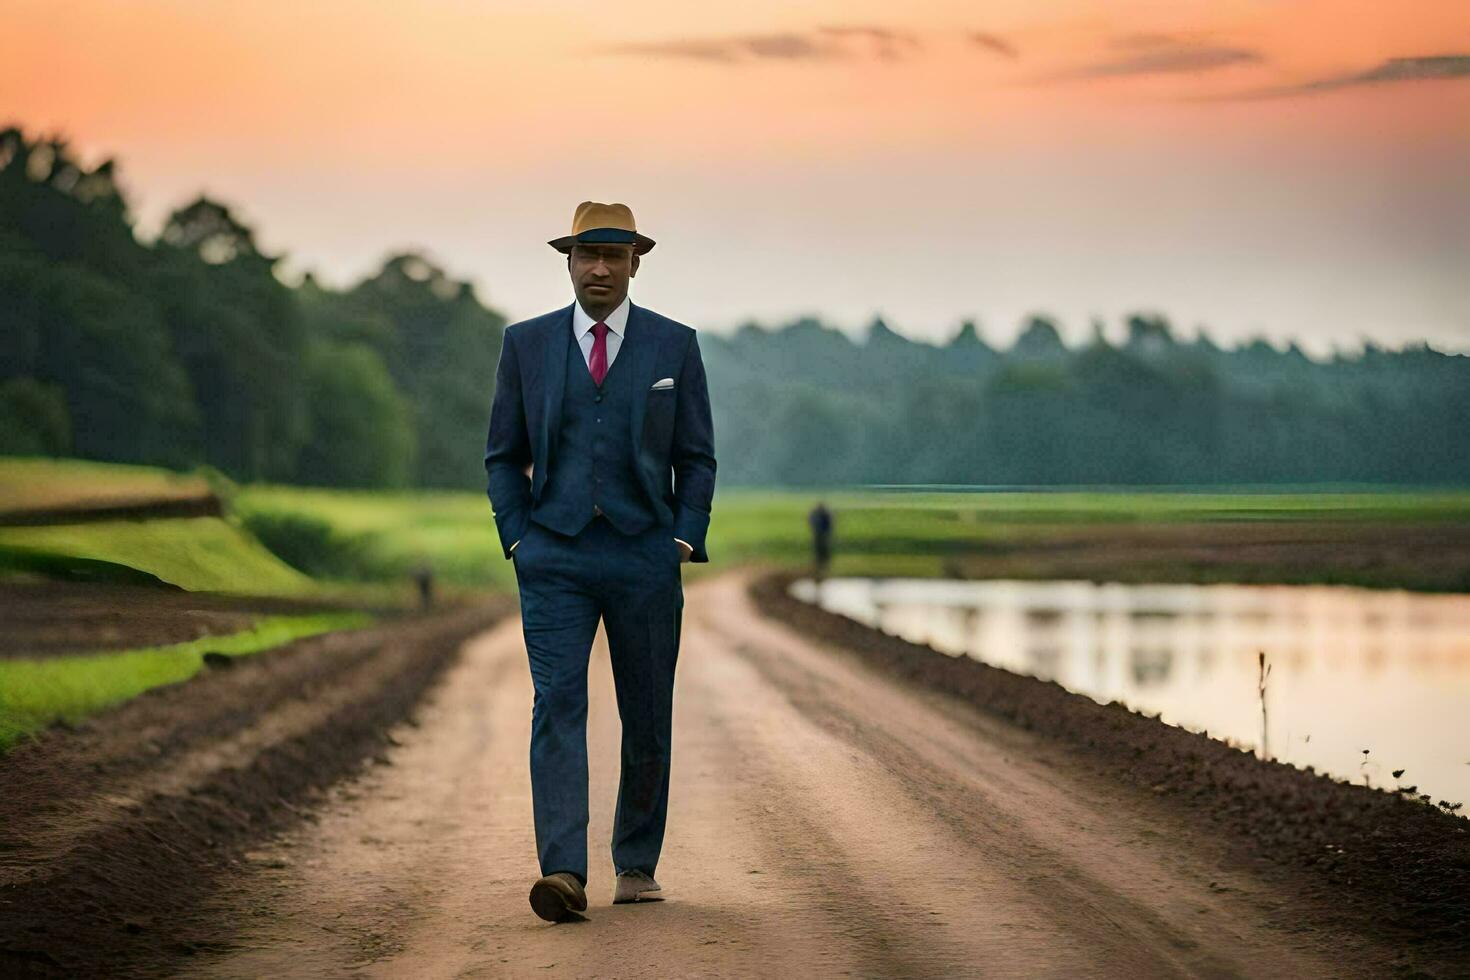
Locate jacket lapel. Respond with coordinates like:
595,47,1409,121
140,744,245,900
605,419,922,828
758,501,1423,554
539,302,575,476
624,301,661,456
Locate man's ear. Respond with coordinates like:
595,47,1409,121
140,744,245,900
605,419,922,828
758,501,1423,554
630,254,640,278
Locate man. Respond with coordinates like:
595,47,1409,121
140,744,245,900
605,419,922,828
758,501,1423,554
483,201,717,923
807,500,833,578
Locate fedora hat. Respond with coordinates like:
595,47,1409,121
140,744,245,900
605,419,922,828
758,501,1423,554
548,201,656,255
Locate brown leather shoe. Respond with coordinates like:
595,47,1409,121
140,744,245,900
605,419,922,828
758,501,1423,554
529,871,589,922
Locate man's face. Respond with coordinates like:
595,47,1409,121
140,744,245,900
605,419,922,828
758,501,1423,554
569,243,638,312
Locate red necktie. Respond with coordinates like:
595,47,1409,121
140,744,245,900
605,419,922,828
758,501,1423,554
589,321,609,385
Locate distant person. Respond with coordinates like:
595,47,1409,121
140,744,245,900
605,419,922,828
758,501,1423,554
411,561,435,612
484,202,717,923
808,500,833,576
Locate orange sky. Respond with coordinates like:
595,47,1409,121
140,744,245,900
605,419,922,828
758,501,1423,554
5,0,1469,353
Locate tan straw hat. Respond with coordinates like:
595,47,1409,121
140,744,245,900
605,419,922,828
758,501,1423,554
548,201,656,255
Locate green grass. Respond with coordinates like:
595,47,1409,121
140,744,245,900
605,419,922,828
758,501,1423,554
694,485,1470,576
235,483,1470,587
0,611,374,750
8,458,1470,594
236,485,514,590
0,517,314,594
871,485,1470,519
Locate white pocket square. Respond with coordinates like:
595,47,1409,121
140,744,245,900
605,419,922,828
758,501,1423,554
650,377,675,390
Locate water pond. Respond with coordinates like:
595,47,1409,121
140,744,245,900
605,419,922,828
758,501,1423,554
790,576,1470,808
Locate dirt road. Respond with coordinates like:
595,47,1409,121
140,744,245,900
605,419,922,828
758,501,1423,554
193,571,1377,978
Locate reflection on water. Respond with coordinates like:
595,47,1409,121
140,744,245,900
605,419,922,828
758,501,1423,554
790,577,1470,806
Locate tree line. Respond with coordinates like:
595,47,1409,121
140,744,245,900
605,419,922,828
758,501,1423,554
1,126,502,488
3,124,1466,490
698,312,1469,486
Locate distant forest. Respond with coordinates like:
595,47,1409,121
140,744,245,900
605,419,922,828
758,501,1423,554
3,125,1467,490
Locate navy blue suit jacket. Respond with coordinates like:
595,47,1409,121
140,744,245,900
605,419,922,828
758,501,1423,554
484,300,717,562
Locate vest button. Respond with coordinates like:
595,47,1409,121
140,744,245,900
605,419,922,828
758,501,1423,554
594,394,603,403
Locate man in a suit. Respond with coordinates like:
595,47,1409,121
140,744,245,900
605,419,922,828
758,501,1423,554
484,201,717,923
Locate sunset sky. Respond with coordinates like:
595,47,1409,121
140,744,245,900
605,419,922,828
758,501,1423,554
7,0,1469,355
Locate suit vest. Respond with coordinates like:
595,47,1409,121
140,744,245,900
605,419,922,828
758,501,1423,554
529,324,658,538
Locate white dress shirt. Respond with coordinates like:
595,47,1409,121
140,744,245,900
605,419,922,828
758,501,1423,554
572,292,629,370
509,294,691,558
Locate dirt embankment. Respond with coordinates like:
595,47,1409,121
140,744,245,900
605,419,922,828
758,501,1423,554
0,595,515,978
934,520,1470,593
0,491,224,528
0,581,379,658
750,568,1470,977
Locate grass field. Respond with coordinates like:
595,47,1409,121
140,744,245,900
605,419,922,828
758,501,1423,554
2,459,1466,746
237,483,1470,587
704,486,1470,579
0,611,373,750
6,458,1470,594
0,517,314,594
235,485,515,590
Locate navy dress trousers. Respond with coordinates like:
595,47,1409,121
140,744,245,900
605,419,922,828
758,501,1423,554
483,297,717,887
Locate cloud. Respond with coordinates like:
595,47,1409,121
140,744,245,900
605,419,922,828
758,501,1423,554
594,25,919,64
595,33,830,63
1044,33,1264,81
1111,32,1189,52
968,32,1018,60
816,25,922,61
1196,53,1470,101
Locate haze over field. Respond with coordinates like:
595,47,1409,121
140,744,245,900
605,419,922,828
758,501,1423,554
6,0,1468,355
